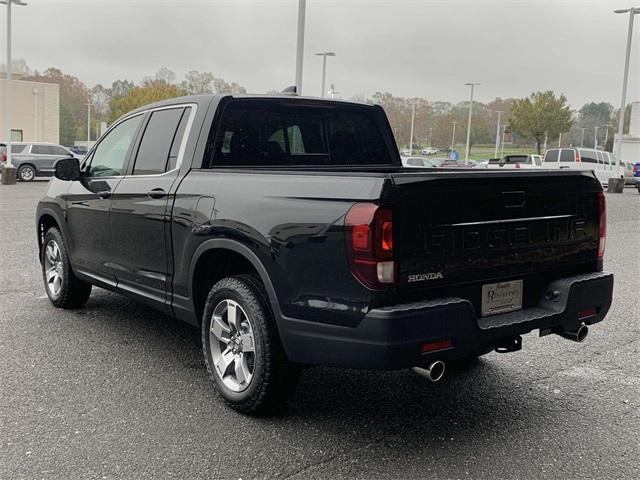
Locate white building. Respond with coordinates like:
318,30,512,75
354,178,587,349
0,78,60,143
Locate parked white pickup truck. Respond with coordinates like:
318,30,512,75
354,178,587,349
485,155,543,169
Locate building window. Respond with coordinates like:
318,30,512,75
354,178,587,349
10,130,23,142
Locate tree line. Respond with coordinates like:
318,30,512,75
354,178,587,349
2,60,632,152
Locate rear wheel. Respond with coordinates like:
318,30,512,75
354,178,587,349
17,164,35,182
202,275,299,414
42,227,92,308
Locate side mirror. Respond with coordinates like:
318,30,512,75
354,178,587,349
54,157,81,181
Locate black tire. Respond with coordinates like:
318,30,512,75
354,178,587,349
17,164,36,182
41,227,92,308
202,274,300,415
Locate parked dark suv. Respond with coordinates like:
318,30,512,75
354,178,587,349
36,94,613,414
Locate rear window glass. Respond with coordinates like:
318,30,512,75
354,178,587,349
559,149,575,162
544,150,559,162
580,149,598,164
209,100,393,167
504,155,530,164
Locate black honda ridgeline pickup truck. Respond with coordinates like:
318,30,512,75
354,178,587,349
37,95,613,413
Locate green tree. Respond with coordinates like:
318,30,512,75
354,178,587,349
509,91,573,154
59,104,76,146
108,80,186,122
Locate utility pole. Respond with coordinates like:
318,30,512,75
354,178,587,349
494,111,503,158
450,121,458,151
464,83,480,161
1,0,28,181
409,100,416,156
594,126,599,149
294,0,306,95
580,127,586,147
613,7,639,182
86,101,92,146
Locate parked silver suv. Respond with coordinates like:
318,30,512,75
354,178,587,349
0,142,79,182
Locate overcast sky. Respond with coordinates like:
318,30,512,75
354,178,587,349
2,0,639,108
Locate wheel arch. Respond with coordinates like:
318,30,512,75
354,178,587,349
189,239,282,325
36,209,67,263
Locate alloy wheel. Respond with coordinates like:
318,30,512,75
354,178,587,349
209,299,256,392
44,240,64,297
20,166,35,181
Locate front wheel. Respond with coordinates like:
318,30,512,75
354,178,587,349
42,227,92,308
17,164,35,182
202,275,300,414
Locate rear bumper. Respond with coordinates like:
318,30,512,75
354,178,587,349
279,272,614,369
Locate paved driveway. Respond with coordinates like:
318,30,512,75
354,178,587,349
1,182,639,479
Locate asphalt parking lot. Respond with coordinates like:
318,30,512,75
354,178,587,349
1,181,639,479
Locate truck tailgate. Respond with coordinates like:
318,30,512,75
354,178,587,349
390,170,602,308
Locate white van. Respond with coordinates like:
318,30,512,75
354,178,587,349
542,148,623,186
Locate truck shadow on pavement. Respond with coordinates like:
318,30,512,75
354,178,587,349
75,290,567,436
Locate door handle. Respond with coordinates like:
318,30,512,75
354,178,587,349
148,188,167,199
97,190,112,199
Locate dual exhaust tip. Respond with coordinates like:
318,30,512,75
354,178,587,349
412,360,446,382
412,325,588,382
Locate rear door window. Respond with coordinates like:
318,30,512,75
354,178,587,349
601,152,610,166
580,149,599,164
11,144,26,153
559,149,575,162
209,99,393,167
132,107,187,175
544,150,559,162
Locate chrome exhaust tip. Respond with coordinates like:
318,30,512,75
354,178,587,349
558,324,589,343
412,360,446,382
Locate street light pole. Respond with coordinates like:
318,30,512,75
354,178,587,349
580,127,586,147
613,7,639,178
494,110,503,158
1,0,27,171
464,83,480,161
409,100,416,156
450,121,458,151
86,101,91,146
604,123,612,147
294,0,306,95
594,126,599,149
314,52,335,98
500,125,506,158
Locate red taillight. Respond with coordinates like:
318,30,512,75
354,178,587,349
578,308,597,320
633,164,638,174
575,151,581,163
598,192,606,259
1,150,6,162
345,203,394,289
515,162,521,169
420,339,453,354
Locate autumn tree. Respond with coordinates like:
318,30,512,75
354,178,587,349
108,80,187,122
24,67,90,144
509,91,573,154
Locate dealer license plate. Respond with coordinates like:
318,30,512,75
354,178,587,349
481,280,523,317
